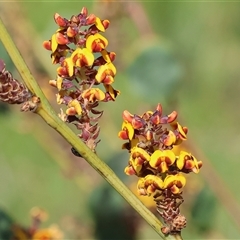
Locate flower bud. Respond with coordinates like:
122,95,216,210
167,110,178,123
42,40,51,51
55,32,69,45
132,115,144,129
122,110,133,123
54,13,68,27
66,26,78,38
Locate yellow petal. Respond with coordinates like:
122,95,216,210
122,121,134,140
68,99,82,115
101,50,111,63
104,84,120,100
150,150,175,169
176,151,187,170
163,173,186,189
71,48,94,67
86,33,108,52
56,76,63,91
63,57,74,77
145,175,164,190
95,17,105,32
131,147,151,162
51,33,58,52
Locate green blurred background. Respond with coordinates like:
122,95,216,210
0,1,240,239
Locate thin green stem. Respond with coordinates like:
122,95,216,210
0,17,182,240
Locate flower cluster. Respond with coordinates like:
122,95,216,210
43,7,119,152
118,104,202,235
12,207,63,240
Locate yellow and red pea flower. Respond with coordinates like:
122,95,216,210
71,47,94,68
57,57,74,77
162,130,177,146
124,147,151,175
163,173,186,194
81,88,105,102
118,121,134,140
66,99,82,115
86,33,108,52
95,62,116,85
149,149,176,173
101,49,116,63
103,84,120,101
94,17,106,32
171,122,188,141
176,151,202,173
137,175,164,196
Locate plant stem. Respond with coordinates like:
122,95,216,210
0,17,182,240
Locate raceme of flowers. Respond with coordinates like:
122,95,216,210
118,104,203,235
43,7,119,153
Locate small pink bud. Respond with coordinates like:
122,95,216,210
82,128,90,141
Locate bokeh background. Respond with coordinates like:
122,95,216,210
0,1,240,239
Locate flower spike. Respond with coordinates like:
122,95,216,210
43,7,119,152
119,104,202,235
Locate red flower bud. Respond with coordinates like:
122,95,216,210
54,13,68,27
102,19,110,30
109,52,116,62
55,32,69,45
86,14,96,25
122,110,133,123
66,26,78,38
42,40,51,51
150,111,161,125
132,115,144,129
167,110,178,123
